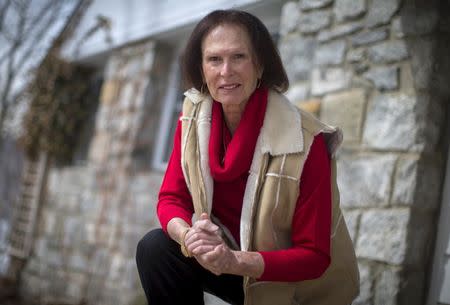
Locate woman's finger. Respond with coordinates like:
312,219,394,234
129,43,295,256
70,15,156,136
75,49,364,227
185,229,222,246
191,244,216,256
194,213,220,233
187,236,221,253
193,219,219,233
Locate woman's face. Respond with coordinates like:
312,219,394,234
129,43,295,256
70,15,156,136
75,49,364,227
201,23,262,107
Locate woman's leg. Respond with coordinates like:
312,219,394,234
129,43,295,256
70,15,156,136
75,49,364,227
136,229,204,305
202,270,244,305
136,228,244,305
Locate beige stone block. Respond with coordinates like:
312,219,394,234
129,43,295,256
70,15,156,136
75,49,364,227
66,271,88,303
100,80,120,105
321,88,366,142
85,222,96,244
88,133,110,163
311,68,352,96
401,62,415,94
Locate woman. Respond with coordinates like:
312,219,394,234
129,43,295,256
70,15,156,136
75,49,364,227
136,9,359,305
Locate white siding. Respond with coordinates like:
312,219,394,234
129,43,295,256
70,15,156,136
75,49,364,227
427,131,450,305
62,0,284,61
440,258,450,304
447,234,450,255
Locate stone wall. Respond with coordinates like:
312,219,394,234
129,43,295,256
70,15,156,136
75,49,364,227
16,35,228,305
12,1,450,305
279,0,448,304
18,41,164,305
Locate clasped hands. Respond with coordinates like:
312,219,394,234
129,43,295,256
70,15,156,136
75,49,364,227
184,213,237,276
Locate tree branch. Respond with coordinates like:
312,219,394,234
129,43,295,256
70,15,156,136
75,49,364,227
22,0,59,41
0,0,12,33
0,0,84,136
14,3,63,74
0,1,31,129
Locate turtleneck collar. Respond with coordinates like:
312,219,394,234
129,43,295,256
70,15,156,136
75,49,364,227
209,87,268,182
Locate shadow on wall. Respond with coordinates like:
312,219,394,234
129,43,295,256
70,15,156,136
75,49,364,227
399,0,450,304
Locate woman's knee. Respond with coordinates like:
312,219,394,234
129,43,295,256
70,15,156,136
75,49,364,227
136,228,172,265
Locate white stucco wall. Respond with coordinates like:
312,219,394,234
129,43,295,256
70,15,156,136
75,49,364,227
62,0,284,62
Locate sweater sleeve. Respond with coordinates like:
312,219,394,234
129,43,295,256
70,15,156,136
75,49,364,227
258,134,332,282
156,118,194,232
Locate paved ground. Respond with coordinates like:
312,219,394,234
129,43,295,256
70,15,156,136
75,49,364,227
205,293,230,305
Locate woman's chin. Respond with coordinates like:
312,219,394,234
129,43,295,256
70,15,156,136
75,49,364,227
217,99,246,107
214,93,248,106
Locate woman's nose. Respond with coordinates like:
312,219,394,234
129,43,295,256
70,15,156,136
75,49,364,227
220,60,233,76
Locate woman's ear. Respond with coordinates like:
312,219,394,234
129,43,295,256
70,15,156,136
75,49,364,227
256,60,264,79
200,67,205,83
258,67,264,79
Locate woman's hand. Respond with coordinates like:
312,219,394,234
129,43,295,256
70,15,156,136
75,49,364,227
185,213,238,276
183,213,232,275
185,213,223,256
195,243,239,276
184,213,265,278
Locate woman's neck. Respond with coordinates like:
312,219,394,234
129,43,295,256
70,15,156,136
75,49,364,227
222,101,248,135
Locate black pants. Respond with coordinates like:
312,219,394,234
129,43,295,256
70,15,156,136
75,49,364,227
136,228,244,305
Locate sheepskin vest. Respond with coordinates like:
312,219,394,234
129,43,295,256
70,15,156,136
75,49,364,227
180,88,359,305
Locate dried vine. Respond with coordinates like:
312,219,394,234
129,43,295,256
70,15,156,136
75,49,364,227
20,53,95,163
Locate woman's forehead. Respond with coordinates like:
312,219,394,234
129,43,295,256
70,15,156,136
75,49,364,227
202,24,253,53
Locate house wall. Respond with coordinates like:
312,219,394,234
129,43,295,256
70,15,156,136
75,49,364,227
61,0,284,62
14,0,450,305
428,147,450,305
278,0,449,304
19,41,161,305
427,104,450,305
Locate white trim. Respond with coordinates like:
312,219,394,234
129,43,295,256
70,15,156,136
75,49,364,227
151,55,181,171
63,0,285,62
240,135,265,251
180,116,195,121
331,211,343,239
271,154,287,248
196,95,214,215
266,172,298,182
427,142,450,305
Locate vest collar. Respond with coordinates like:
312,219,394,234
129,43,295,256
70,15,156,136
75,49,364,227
184,88,305,156
260,90,304,156
184,88,209,104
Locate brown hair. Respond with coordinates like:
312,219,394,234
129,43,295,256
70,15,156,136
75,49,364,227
181,9,289,93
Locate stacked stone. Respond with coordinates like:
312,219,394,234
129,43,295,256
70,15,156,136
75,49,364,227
19,41,162,305
20,166,98,304
279,1,445,305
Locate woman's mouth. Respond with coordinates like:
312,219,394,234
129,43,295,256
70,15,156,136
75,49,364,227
219,84,240,90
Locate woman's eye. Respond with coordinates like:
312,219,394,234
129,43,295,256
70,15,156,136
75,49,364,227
209,56,220,62
233,54,245,59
